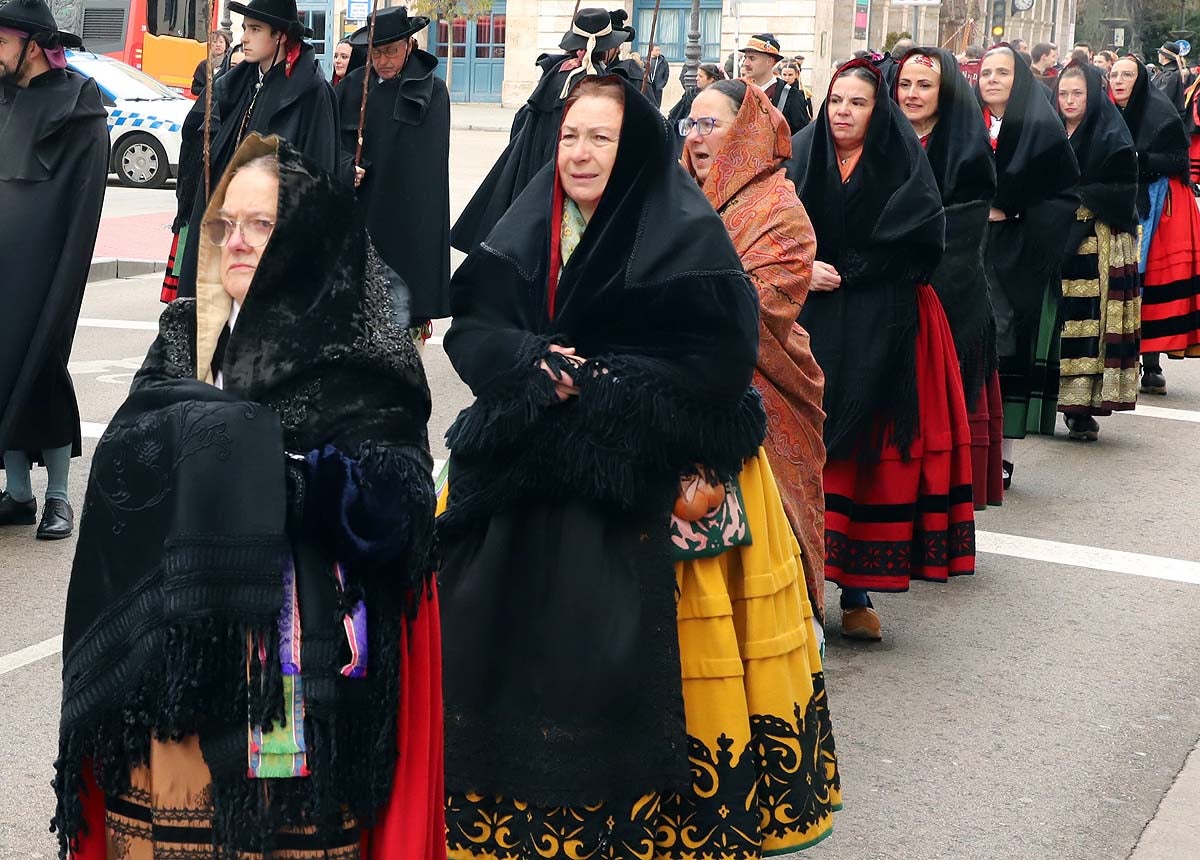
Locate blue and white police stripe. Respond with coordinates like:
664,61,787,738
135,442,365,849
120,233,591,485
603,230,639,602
107,109,182,134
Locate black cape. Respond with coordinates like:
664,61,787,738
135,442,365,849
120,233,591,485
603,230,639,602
335,49,452,321
439,76,765,806
1061,63,1138,236
666,84,697,159
767,76,810,134
976,49,1080,361
1153,65,1189,117
785,59,946,460
898,48,998,410
450,53,639,252
0,70,109,459
53,137,435,857
174,43,339,297
1116,56,1189,218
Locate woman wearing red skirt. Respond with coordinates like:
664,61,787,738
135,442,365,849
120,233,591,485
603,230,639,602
785,59,975,642
1110,55,1200,393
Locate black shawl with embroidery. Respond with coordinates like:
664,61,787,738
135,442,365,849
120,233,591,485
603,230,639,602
785,59,946,460
1061,63,1138,236
439,76,764,806
1116,56,1189,218
53,137,435,859
897,48,998,409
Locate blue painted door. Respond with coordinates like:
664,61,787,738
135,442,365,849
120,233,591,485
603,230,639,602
431,0,506,103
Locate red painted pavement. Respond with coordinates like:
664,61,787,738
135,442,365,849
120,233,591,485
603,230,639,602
93,211,175,261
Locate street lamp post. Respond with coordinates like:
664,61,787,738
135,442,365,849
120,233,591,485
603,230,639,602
221,0,233,34
681,0,700,91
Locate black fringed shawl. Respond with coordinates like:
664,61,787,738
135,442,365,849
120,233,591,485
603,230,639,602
785,59,946,460
1115,56,1189,219
439,76,764,806
1061,63,1138,237
898,48,998,409
53,137,435,859
976,48,1080,356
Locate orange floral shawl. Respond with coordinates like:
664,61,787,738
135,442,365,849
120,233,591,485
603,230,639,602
682,83,828,616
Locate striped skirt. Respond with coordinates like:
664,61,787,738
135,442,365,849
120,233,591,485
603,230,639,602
1058,211,1141,415
824,284,976,591
1142,176,1200,357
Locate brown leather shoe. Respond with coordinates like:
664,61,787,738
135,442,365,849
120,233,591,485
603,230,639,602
841,606,883,641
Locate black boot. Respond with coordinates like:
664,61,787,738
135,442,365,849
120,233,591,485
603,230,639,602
0,491,36,525
1141,353,1166,395
36,498,74,540
1065,414,1100,441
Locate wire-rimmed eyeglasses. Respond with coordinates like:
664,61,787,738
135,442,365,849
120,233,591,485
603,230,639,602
203,216,276,248
677,116,725,137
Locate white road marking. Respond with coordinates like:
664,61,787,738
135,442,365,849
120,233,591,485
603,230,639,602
77,317,159,331
1113,404,1200,424
0,635,62,676
977,531,1200,586
69,356,145,375
82,422,108,438
3,527,1194,675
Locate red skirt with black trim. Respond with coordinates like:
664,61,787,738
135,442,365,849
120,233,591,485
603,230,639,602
967,371,1005,510
824,284,977,592
160,231,181,304
1142,176,1200,357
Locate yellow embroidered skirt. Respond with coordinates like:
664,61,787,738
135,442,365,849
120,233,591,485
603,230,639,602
443,452,842,859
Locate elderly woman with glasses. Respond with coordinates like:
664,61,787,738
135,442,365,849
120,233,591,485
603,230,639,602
53,135,443,860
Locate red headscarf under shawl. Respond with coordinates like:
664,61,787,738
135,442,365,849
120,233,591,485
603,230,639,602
682,82,829,616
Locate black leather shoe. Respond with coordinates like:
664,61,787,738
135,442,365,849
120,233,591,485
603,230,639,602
36,498,74,540
1066,414,1100,441
1140,369,1166,395
0,491,36,526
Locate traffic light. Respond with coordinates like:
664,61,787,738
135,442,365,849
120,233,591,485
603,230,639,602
990,0,1006,39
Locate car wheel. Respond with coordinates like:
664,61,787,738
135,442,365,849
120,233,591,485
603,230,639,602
114,133,170,189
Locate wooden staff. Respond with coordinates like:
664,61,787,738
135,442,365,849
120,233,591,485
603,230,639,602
203,5,217,202
640,0,662,95
354,2,380,170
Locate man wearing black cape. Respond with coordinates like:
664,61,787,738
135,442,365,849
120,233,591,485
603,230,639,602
171,0,338,299
0,0,108,540
450,7,631,252
336,6,451,345
739,34,809,134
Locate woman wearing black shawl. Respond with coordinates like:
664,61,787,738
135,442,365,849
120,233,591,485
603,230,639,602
439,76,840,859
976,45,1080,480
53,136,442,860
1109,55,1200,394
784,59,974,642
1054,62,1140,440
895,47,1004,509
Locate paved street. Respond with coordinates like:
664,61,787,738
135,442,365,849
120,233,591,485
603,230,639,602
2,124,1199,860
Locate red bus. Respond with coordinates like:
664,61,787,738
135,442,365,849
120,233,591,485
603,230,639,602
81,0,211,95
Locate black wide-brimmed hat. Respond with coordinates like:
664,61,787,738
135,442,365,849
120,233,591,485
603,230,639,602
608,9,634,45
0,0,82,48
227,0,309,38
348,6,430,48
559,7,629,54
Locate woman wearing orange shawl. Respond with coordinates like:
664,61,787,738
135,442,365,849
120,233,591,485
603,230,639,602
680,80,828,619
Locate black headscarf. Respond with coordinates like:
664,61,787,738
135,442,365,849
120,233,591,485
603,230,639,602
1113,55,1189,217
54,136,435,858
976,45,1079,367
785,58,945,460
439,76,765,806
977,45,1080,218
1057,62,1138,234
894,47,997,409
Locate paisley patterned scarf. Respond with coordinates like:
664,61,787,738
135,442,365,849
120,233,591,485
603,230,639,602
682,83,829,617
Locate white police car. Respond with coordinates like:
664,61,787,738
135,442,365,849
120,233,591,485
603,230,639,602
67,51,192,189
